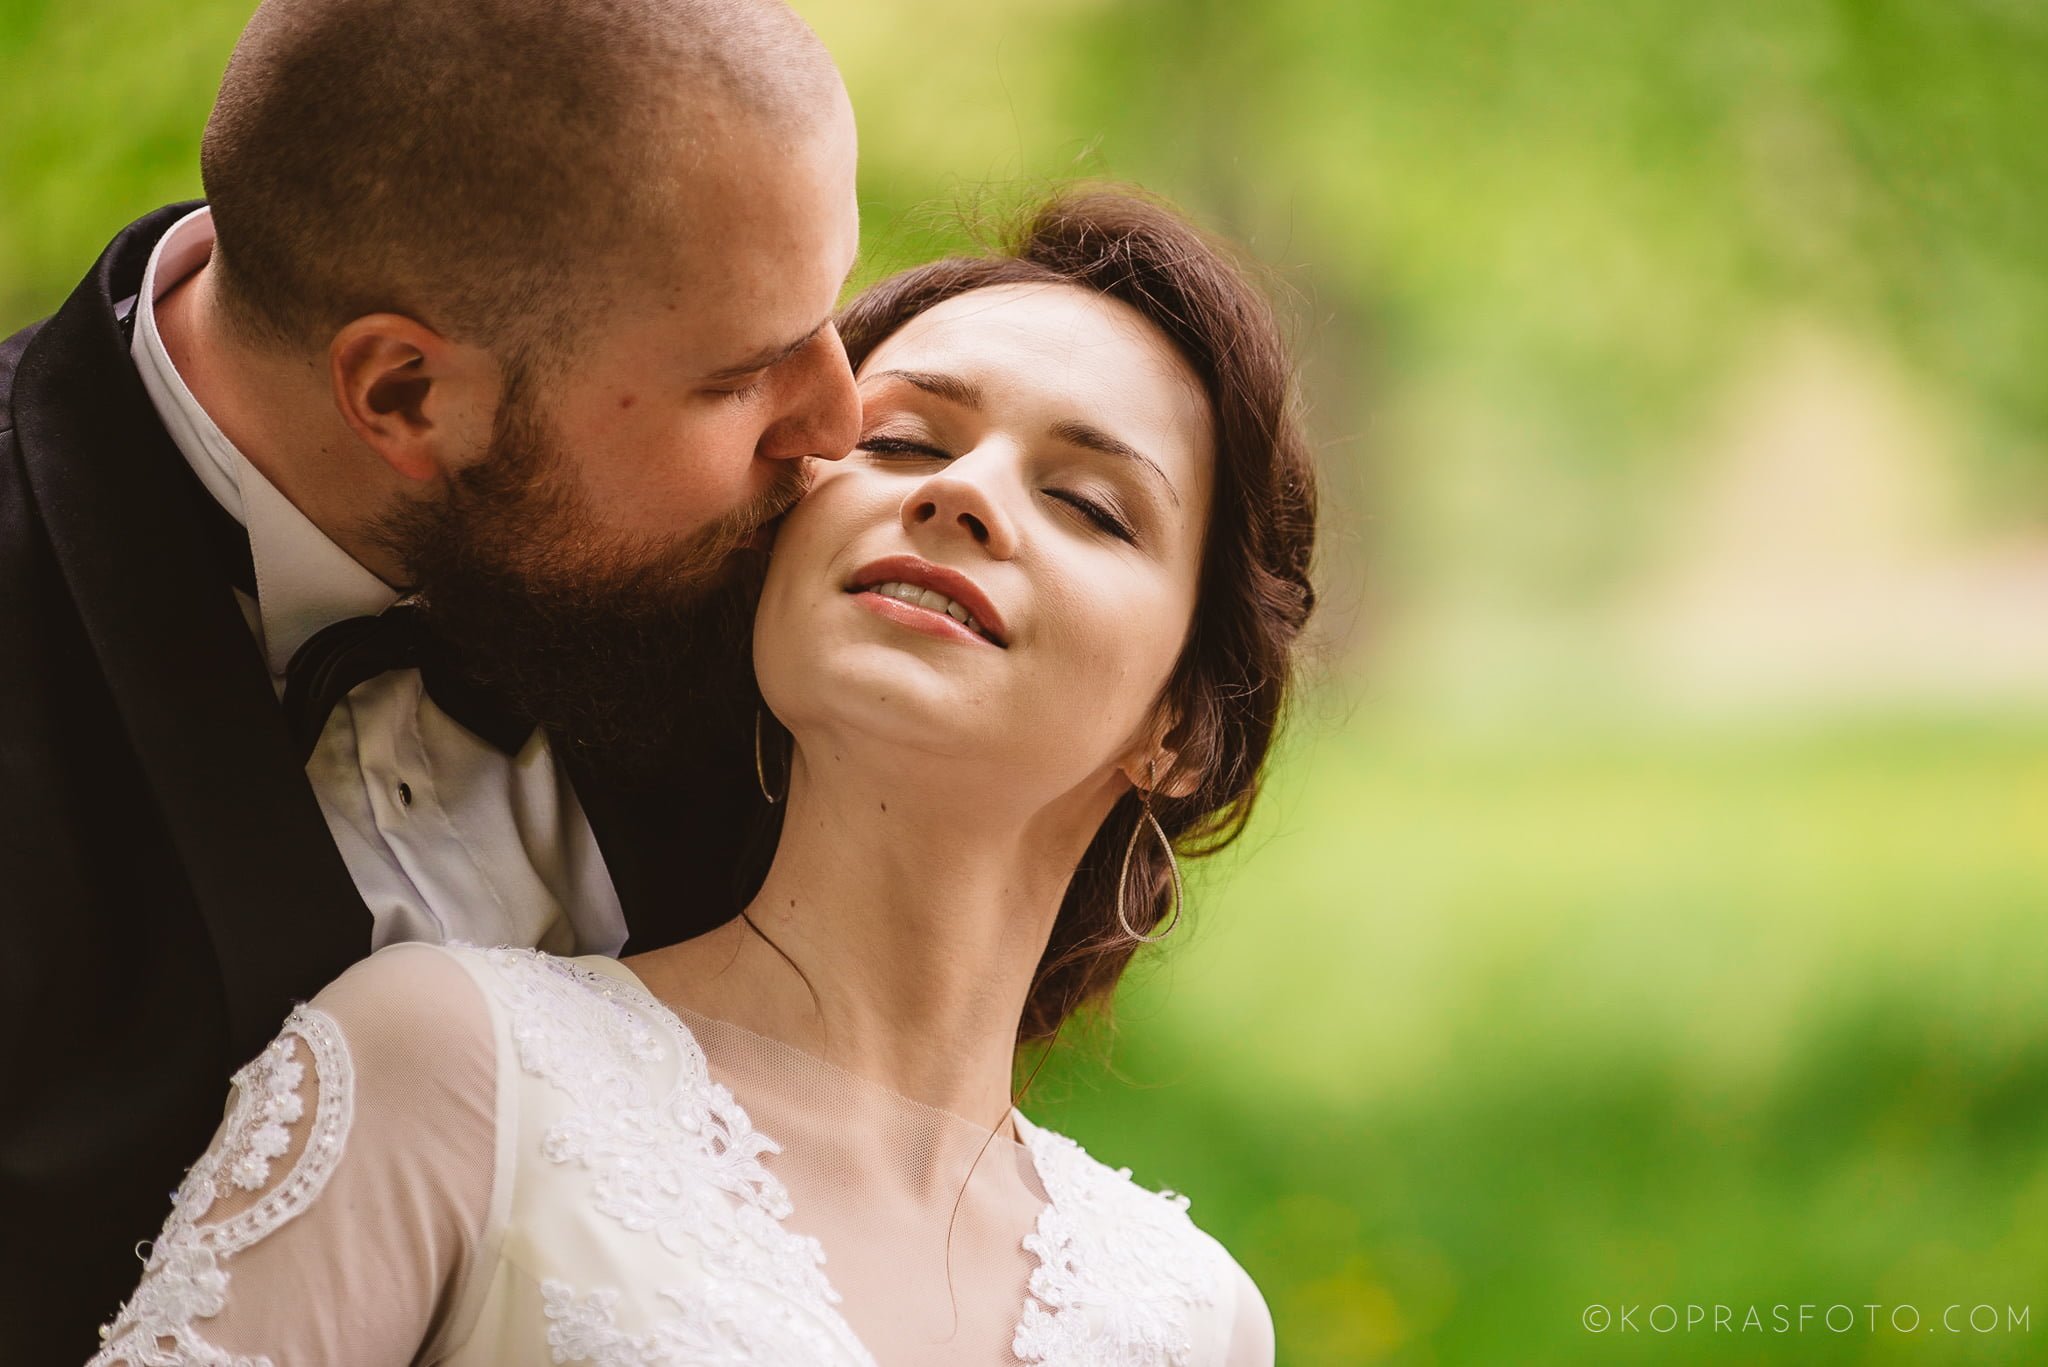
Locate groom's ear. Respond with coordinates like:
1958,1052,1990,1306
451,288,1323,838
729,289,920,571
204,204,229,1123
330,314,496,483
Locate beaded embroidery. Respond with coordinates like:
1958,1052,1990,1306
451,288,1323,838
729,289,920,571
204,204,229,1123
90,1007,354,1367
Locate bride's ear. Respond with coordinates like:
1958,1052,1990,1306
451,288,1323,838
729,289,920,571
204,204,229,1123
1116,711,1203,800
1136,754,1202,800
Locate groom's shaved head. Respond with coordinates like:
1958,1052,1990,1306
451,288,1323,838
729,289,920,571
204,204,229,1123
202,0,843,359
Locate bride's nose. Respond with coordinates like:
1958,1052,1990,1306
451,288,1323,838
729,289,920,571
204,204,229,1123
901,461,1019,559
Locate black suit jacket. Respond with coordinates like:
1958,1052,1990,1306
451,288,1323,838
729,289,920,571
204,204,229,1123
0,204,761,1359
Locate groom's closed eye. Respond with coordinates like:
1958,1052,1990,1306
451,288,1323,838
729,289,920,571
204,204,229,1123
706,373,771,403
700,319,833,388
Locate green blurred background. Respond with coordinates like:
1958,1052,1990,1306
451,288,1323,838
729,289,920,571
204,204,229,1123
5,1,2045,1361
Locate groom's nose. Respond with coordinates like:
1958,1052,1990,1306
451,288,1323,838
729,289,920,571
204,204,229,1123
757,324,860,464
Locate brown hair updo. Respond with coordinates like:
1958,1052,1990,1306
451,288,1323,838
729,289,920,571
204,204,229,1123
835,187,1319,1046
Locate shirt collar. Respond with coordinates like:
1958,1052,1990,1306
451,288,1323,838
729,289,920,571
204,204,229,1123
130,206,400,675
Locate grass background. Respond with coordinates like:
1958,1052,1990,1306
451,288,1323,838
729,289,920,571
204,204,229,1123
1033,717,2048,1362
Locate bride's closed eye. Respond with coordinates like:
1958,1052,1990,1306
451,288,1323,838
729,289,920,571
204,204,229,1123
1050,487,1137,542
857,434,1137,543
856,434,947,459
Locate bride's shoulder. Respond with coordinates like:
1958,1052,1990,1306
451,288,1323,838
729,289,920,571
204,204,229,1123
321,942,663,1052
399,942,689,1081
1015,1113,1243,1254
305,942,676,1124
313,939,489,1027
1013,1115,1276,1363
1012,1113,1203,1227
303,940,500,1078
334,941,627,1017
424,942,663,1032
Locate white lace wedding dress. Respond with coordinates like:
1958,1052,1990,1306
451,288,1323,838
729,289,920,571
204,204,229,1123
89,941,1275,1366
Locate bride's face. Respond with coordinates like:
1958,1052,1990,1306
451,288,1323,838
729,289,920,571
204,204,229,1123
753,282,1215,804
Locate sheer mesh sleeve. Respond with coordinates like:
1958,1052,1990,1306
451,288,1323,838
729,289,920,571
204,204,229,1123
88,942,497,1367
1219,1251,1277,1367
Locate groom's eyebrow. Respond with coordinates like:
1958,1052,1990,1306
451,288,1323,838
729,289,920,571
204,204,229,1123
702,318,832,381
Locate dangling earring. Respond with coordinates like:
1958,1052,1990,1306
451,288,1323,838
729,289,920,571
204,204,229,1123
1115,760,1183,943
754,707,786,805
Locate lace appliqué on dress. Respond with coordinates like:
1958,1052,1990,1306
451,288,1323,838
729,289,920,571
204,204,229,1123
477,947,877,1366
471,947,1222,1366
541,1278,872,1365
1014,1125,1217,1367
89,1007,355,1367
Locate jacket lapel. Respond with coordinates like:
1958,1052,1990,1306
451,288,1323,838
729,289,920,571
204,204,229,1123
566,752,713,952
11,204,371,1061
564,724,765,954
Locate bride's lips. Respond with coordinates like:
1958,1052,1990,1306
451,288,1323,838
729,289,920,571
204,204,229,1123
844,554,1010,648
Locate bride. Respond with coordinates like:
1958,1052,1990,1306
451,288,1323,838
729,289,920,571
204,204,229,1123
90,188,1317,1367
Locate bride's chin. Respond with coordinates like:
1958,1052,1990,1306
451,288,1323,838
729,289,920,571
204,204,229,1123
785,692,972,754
771,681,1003,764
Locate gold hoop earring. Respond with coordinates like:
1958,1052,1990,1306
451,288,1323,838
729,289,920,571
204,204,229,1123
754,708,786,805
1115,768,1183,943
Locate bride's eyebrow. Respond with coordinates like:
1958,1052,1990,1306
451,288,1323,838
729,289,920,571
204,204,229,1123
1048,418,1179,507
865,368,982,408
868,368,1178,504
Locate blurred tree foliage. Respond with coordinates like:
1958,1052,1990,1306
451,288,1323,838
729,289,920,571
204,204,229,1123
1048,0,2048,471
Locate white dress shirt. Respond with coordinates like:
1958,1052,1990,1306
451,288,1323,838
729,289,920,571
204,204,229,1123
129,206,629,957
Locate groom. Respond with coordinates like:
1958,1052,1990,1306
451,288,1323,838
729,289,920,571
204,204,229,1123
0,0,859,1354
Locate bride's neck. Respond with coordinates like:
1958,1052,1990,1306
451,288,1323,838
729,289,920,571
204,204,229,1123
636,748,1116,1128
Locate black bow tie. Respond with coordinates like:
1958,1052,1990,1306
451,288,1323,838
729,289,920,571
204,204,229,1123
281,603,537,763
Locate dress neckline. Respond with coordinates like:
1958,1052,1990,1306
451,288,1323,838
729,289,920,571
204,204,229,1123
477,944,1212,1366
574,950,1039,1154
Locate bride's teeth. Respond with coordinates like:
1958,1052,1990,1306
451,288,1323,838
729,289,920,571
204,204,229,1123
866,581,991,640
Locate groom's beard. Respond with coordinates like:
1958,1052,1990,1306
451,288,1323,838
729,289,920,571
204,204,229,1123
370,376,796,771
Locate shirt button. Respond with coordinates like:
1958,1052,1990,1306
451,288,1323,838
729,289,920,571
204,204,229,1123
397,781,413,808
